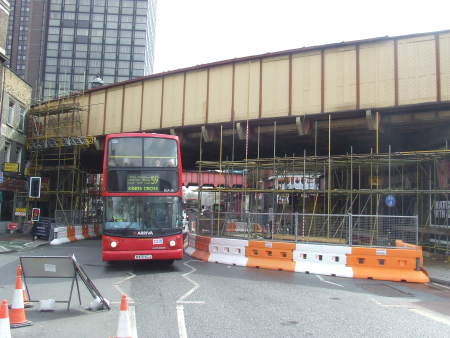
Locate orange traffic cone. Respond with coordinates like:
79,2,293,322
9,275,32,328
115,295,131,338
16,265,33,309
0,299,11,338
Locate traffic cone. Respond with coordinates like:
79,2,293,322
9,275,32,328
115,295,131,338
0,300,11,338
16,265,33,309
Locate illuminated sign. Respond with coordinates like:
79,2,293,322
126,174,160,192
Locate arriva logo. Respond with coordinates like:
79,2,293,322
137,231,154,236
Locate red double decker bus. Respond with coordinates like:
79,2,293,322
102,133,184,263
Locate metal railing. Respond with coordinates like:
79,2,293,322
188,211,418,248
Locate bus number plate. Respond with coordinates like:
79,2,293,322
135,255,152,260
153,238,163,245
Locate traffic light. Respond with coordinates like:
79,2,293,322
29,177,41,198
31,208,40,222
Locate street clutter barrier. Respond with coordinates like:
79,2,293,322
9,274,32,328
50,224,101,245
19,255,110,311
0,299,11,337
185,233,429,283
115,295,132,338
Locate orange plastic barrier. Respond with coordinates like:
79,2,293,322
67,226,76,242
225,222,236,232
192,235,211,261
246,241,296,272
82,225,89,239
94,223,101,236
347,245,429,283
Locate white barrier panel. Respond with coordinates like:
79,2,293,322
75,226,84,240
88,224,96,238
294,243,353,278
208,237,248,266
185,233,196,256
50,227,70,245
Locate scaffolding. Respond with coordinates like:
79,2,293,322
25,99,100,225
195,148,450,254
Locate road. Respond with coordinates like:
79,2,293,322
0,240,449,338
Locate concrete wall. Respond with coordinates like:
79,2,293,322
35,30,450,137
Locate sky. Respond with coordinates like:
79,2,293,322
153,0,450,74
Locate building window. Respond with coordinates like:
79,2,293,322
7,99,15,126
16,146,23,170
4,142,11,163
18,106,26,132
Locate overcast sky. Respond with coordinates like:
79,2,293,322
153,0,450,73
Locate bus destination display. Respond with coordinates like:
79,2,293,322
127,174,160,192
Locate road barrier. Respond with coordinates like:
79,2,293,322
208,237,248,266
9,275,32,328
0,299,11,337
115,295,132,338
294,244,353,278
50,224,101,245
185,233,429,283
247,241,296,271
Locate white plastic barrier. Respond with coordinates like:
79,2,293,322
294,243,353,278
185,233,196,256
50,227,70,245
88,224,96,238
208,237,248,266
75,226,84,240
50,224,99,245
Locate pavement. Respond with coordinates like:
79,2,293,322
0,240,449,337
424,257,450,286
0,232,48,253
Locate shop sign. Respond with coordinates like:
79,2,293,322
15,208,27,217
4,162,19,172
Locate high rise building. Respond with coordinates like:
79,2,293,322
6,0,156,101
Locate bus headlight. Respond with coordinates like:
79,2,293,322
169,240,176,247
110,241,118,248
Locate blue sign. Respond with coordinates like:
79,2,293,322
385,194,396,208
0,171,3,184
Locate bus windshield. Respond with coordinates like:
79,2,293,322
104,196,182,235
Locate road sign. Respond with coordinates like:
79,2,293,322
0,171,3,184
385,194,396,208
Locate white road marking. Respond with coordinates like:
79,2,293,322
113,272,138,338
129,304,138,338
316,275,344,288
371,297,450,326
370,297,412,308
177,260,205,304
0,246,8,252
175,260,205,338
176,305,188,338
113,272,136,302
410,308,450,326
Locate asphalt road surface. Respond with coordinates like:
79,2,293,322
0,240,449,338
